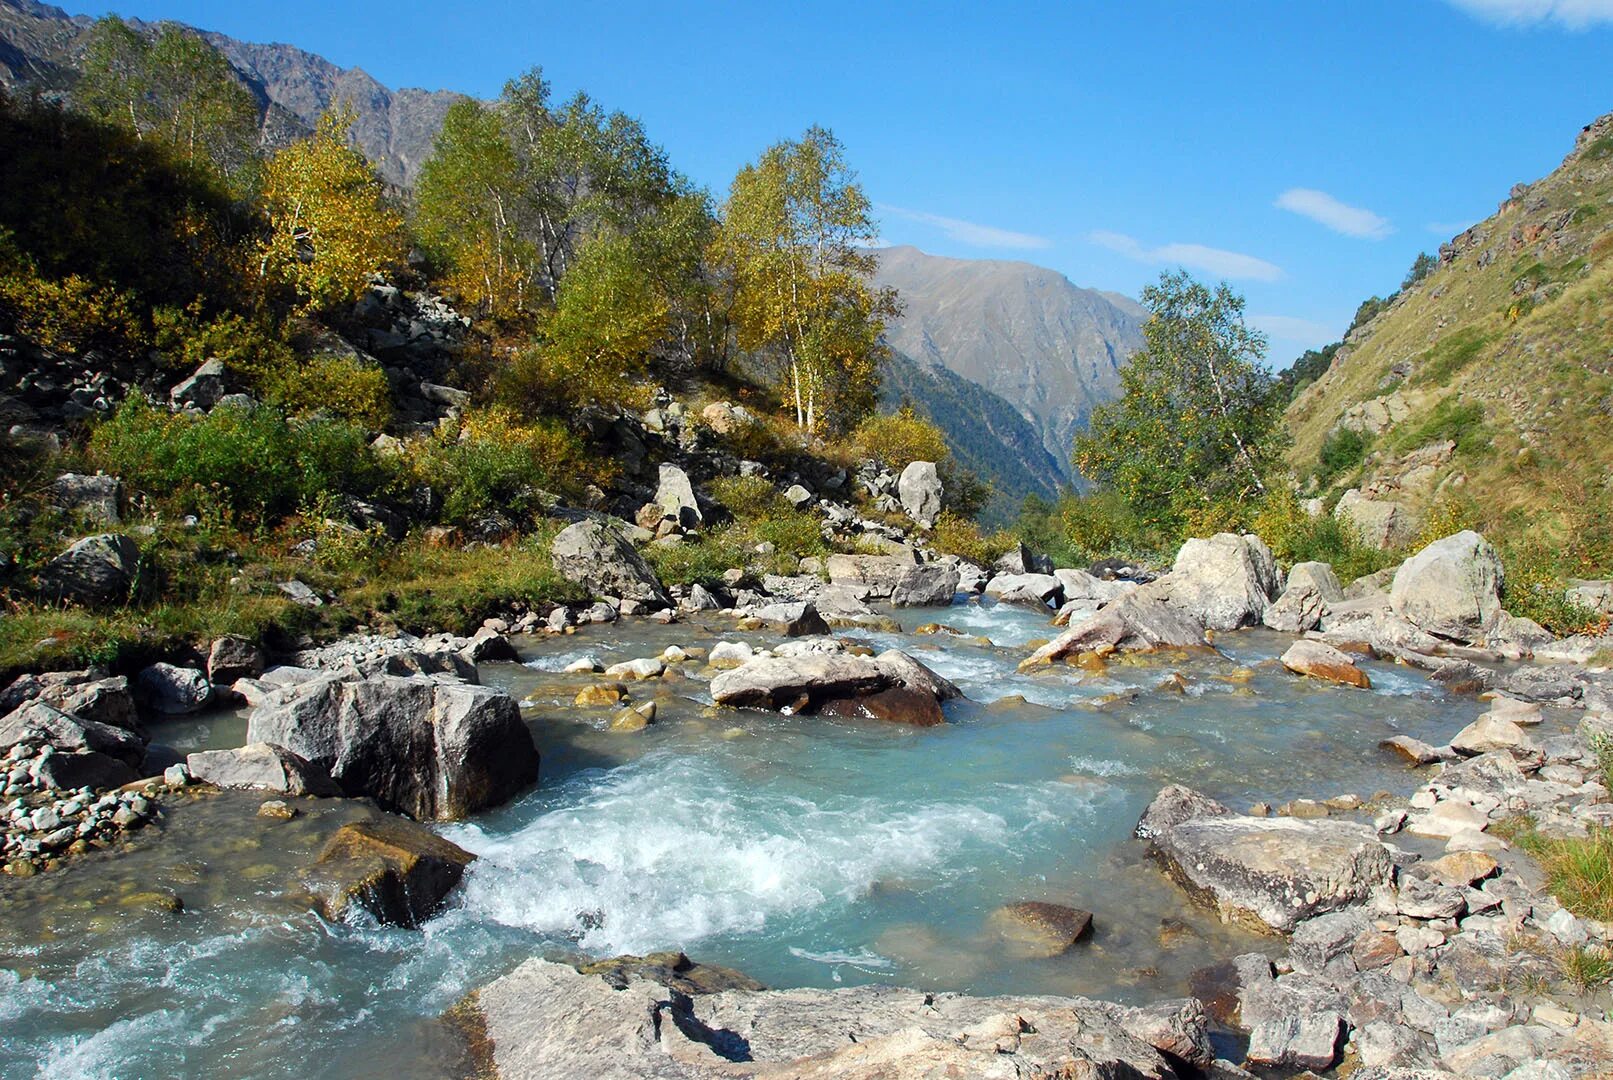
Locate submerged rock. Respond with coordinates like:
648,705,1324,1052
988,900,1094,957
1136,785,1394,933
246,672,539,821
302,816,475,928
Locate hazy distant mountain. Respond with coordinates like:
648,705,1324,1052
874,245,1144,487
0,0,463,187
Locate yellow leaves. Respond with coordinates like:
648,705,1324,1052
258,107,404,313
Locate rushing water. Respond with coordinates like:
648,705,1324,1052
0,598,1537,1078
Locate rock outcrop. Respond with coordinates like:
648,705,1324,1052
551,520,670,606
896,460,942,528
1136,785,1395,933
246,672,539,820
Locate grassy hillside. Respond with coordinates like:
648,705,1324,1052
1285,109,1613,576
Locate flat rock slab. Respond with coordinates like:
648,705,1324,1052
1282,639,1371,688
989,900,1094,957
1136,785,1394,933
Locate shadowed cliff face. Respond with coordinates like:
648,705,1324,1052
0,0,465,188
874,245,1144,487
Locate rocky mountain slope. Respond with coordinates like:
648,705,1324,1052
0,0,462,187
1285,109,1613,553
874,245,1144,489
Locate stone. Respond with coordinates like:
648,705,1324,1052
750,601,830,637
169,358,226,410
1,670,139,733
1391,531,1505,643
709,650,958,714
1407,801,1489,839
782,484,814,509
575,951,766,995
136,663,212,715
1053,568,1133,604
889,564,959,607
1380,736,1451,766
983,573,1064,608
39,534,140,606
825,552,919,599
1263,561,1343,633
1426,851,1499,887
1281,639,1371,688
575,684,625,707
207,636,263,686
817,687,944,727
302,816,475,928
1135,785,1394,933
897,460,943,528
988,901,1093,957
0,700,145,767
1335,490,1420,550
278,579,323,607
246,672,539,821
1166,532,1281,631
1022,581,1207,665
551,520,669,606
1449,713,1540,759
604,657,665,680
655,463,702,529
49,473,122,524
707,641,754,668
460,627,520,664
1396,876,1466,920
459,958,1182,1080
1246,1010,1343,1070
995,543,1054,576
185,743,340,797
35,750,136,789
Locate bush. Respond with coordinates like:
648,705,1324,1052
1057,489,1158,563
0,254,145,356
89,394,392,525
268,353,392,429
852,407,948,470
643,529,749,586
417,407,589,528
1394,397,1490,456
708,475,781,520
1315,427,1371,487
1410,328,1492,388
1252,488,1397,585
932,512,1014,566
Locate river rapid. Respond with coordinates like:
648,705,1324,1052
0,598,1501,1078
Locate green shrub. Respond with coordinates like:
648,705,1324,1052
852,406,948,470
1252,488,1397,585
0,256,145,356
1056,489,1158,564
933,512,1015,566
643,529,749,585
1394,397,1490,456
1315,427,1371,487
268,352,392,429
417,407,587,528
1410,328,1493,388
89,394,392,524
708,475,782,520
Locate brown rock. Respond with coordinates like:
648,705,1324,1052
989,900,1094,957
302,816,476,928
817,687,944,727
1281,639,1371,689
574,684,625,707
1426,851,1500,887
1352,929,1402,971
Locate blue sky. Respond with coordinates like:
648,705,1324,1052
80,0,1613,366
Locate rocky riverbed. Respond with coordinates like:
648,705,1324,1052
2,525,1612,1078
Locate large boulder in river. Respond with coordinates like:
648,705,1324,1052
1390,530,1504,643
0,699,145,768
136,662,213,715
710,649,960,716
750,601,830,637
301,815,475,928
897,460,943,528
186,742,341,797
984,572,1063,608
458,957,1188,1080
1136,785,1394,933
1166,532,1281,631
995,542,1054,576
890,563,959,607
1022,580,1207,666
245,672,539,821
38,533,140,607
551,520,669,606
1263,561,1343,633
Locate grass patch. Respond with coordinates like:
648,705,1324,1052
1392,396,1491,457
1558,943,1613,993
1314,427,1372,488
1514,826,1613,923
1410,327,1494,388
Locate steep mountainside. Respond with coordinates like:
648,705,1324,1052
1284,109,1613,549
879,350,1065,523
0,0,463,186
874,245,1143,487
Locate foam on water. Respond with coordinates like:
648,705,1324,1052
523,649,604,673
443,750,1015,956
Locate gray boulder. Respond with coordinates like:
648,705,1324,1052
0,699,145,768
897,460,943,528
782,483,814,510
207,635,264,686
890,564,959,607
39,533,139,606
1136,784,1394,933
825,552,919,599
1167,532,1281,631
0,670,138,733
551,520,669,606
1023,580,1207,665
49,473,122,524
186,742,341,796
136,663,213,715
1263,561,1343,633
1053,568,1133,604
1391,530,1504,642
461,957,1183,1080
245,672,539,821
995,543,1054,576
169,358,226,411
1335,490,1421,550
984,572,1063,608
710,649,959,714
655,463,702,529
750,601,830,637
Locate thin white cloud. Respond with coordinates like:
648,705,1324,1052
1089,230,1284,282
1445,0,1613,28
879,204,1050,250
1252,314,1339,350
1275,188,1393,240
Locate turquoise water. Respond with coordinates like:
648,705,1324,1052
0,600,1488,1078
